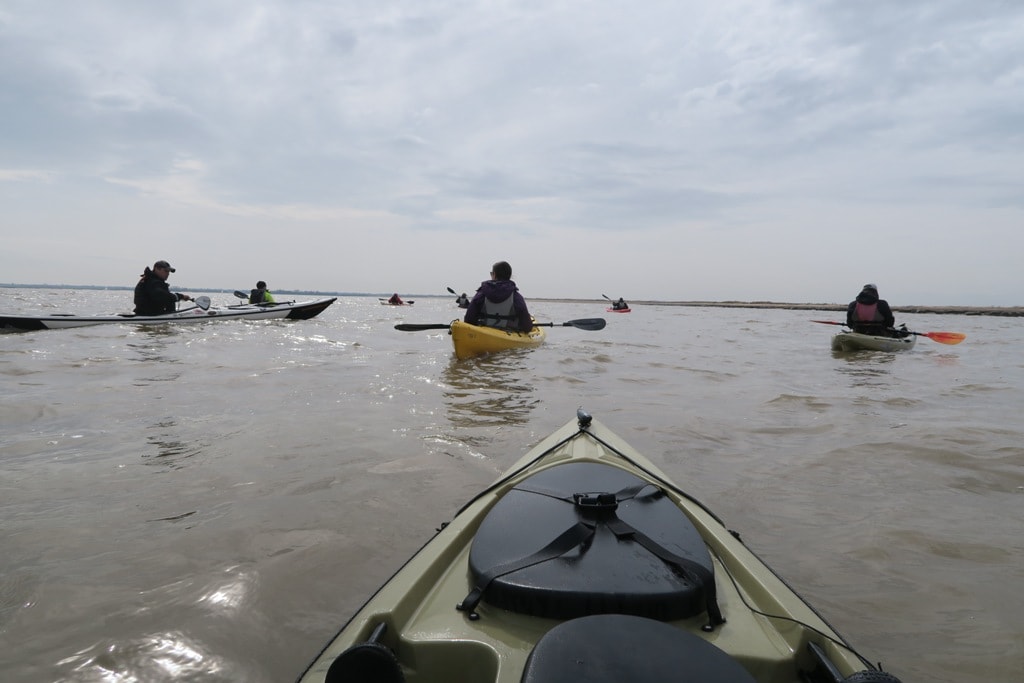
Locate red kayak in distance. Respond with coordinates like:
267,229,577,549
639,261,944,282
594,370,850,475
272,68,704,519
607,307,631,313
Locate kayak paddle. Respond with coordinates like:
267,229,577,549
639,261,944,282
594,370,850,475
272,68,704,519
537,318,606,330
396,318,606,332
194,296,211,311
395,323,454,331
447,286,457,295
233,290,248,299
811,320,966,345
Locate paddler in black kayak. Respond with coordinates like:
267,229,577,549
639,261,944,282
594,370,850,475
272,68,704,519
464,260,533,332
133,260,193,315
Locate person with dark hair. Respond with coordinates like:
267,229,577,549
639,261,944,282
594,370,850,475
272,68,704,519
464,260,533,332
455,292,470,308
846,283,904,336
612,297,629,310
249,280,275,304
133,260,192,315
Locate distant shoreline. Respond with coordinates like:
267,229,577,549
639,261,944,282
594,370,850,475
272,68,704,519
2,284,1019,316
536,299,1024,316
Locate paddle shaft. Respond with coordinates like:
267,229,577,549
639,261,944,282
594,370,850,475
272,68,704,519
395,323,451,331
396,318,606,332
536,319,606,330
811,320,965,345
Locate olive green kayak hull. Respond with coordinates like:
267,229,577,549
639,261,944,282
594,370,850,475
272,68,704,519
831,331,917,352
296,411,902,683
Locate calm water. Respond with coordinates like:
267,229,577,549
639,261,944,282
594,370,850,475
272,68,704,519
2,288,1022,682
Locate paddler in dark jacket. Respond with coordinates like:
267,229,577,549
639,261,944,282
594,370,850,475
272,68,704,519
249,280,275,304
846,283,898,336
464,261,533,332
133,260,193,315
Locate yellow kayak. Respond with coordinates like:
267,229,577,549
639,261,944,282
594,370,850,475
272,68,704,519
450,319,546,359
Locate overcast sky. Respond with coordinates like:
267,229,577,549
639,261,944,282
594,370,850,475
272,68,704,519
2,0,1022,305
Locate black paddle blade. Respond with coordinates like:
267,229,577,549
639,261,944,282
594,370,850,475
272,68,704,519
395,323,452,331
565,318,606,331
535,318,606,331
233,290,248,299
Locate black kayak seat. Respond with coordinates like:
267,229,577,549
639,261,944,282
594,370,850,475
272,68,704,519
465,462,715,621
521,614,757,683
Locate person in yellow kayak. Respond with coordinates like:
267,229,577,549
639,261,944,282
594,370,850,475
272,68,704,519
249,280,275,304
133,260,193,315
464,261,533,332
846,283,906,337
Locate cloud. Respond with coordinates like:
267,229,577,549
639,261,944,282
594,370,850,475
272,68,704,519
1,0,1022,304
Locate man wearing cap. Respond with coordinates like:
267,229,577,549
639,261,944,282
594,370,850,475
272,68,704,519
133,260,193,315
846,283,897,336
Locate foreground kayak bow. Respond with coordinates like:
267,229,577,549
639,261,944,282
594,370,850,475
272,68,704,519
296,409,903,683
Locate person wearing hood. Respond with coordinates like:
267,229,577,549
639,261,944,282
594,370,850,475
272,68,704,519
846,283,897,336
464,261,533,332
133,260,192,315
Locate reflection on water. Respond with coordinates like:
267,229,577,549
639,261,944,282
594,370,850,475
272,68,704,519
53,567,253,681
831,349,895,387
58,629,225,682
441,352,539,430
127,326,187,366
143,418,207,469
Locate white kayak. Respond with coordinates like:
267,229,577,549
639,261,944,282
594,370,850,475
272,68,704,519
831,330,917,352
0,296,336,332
